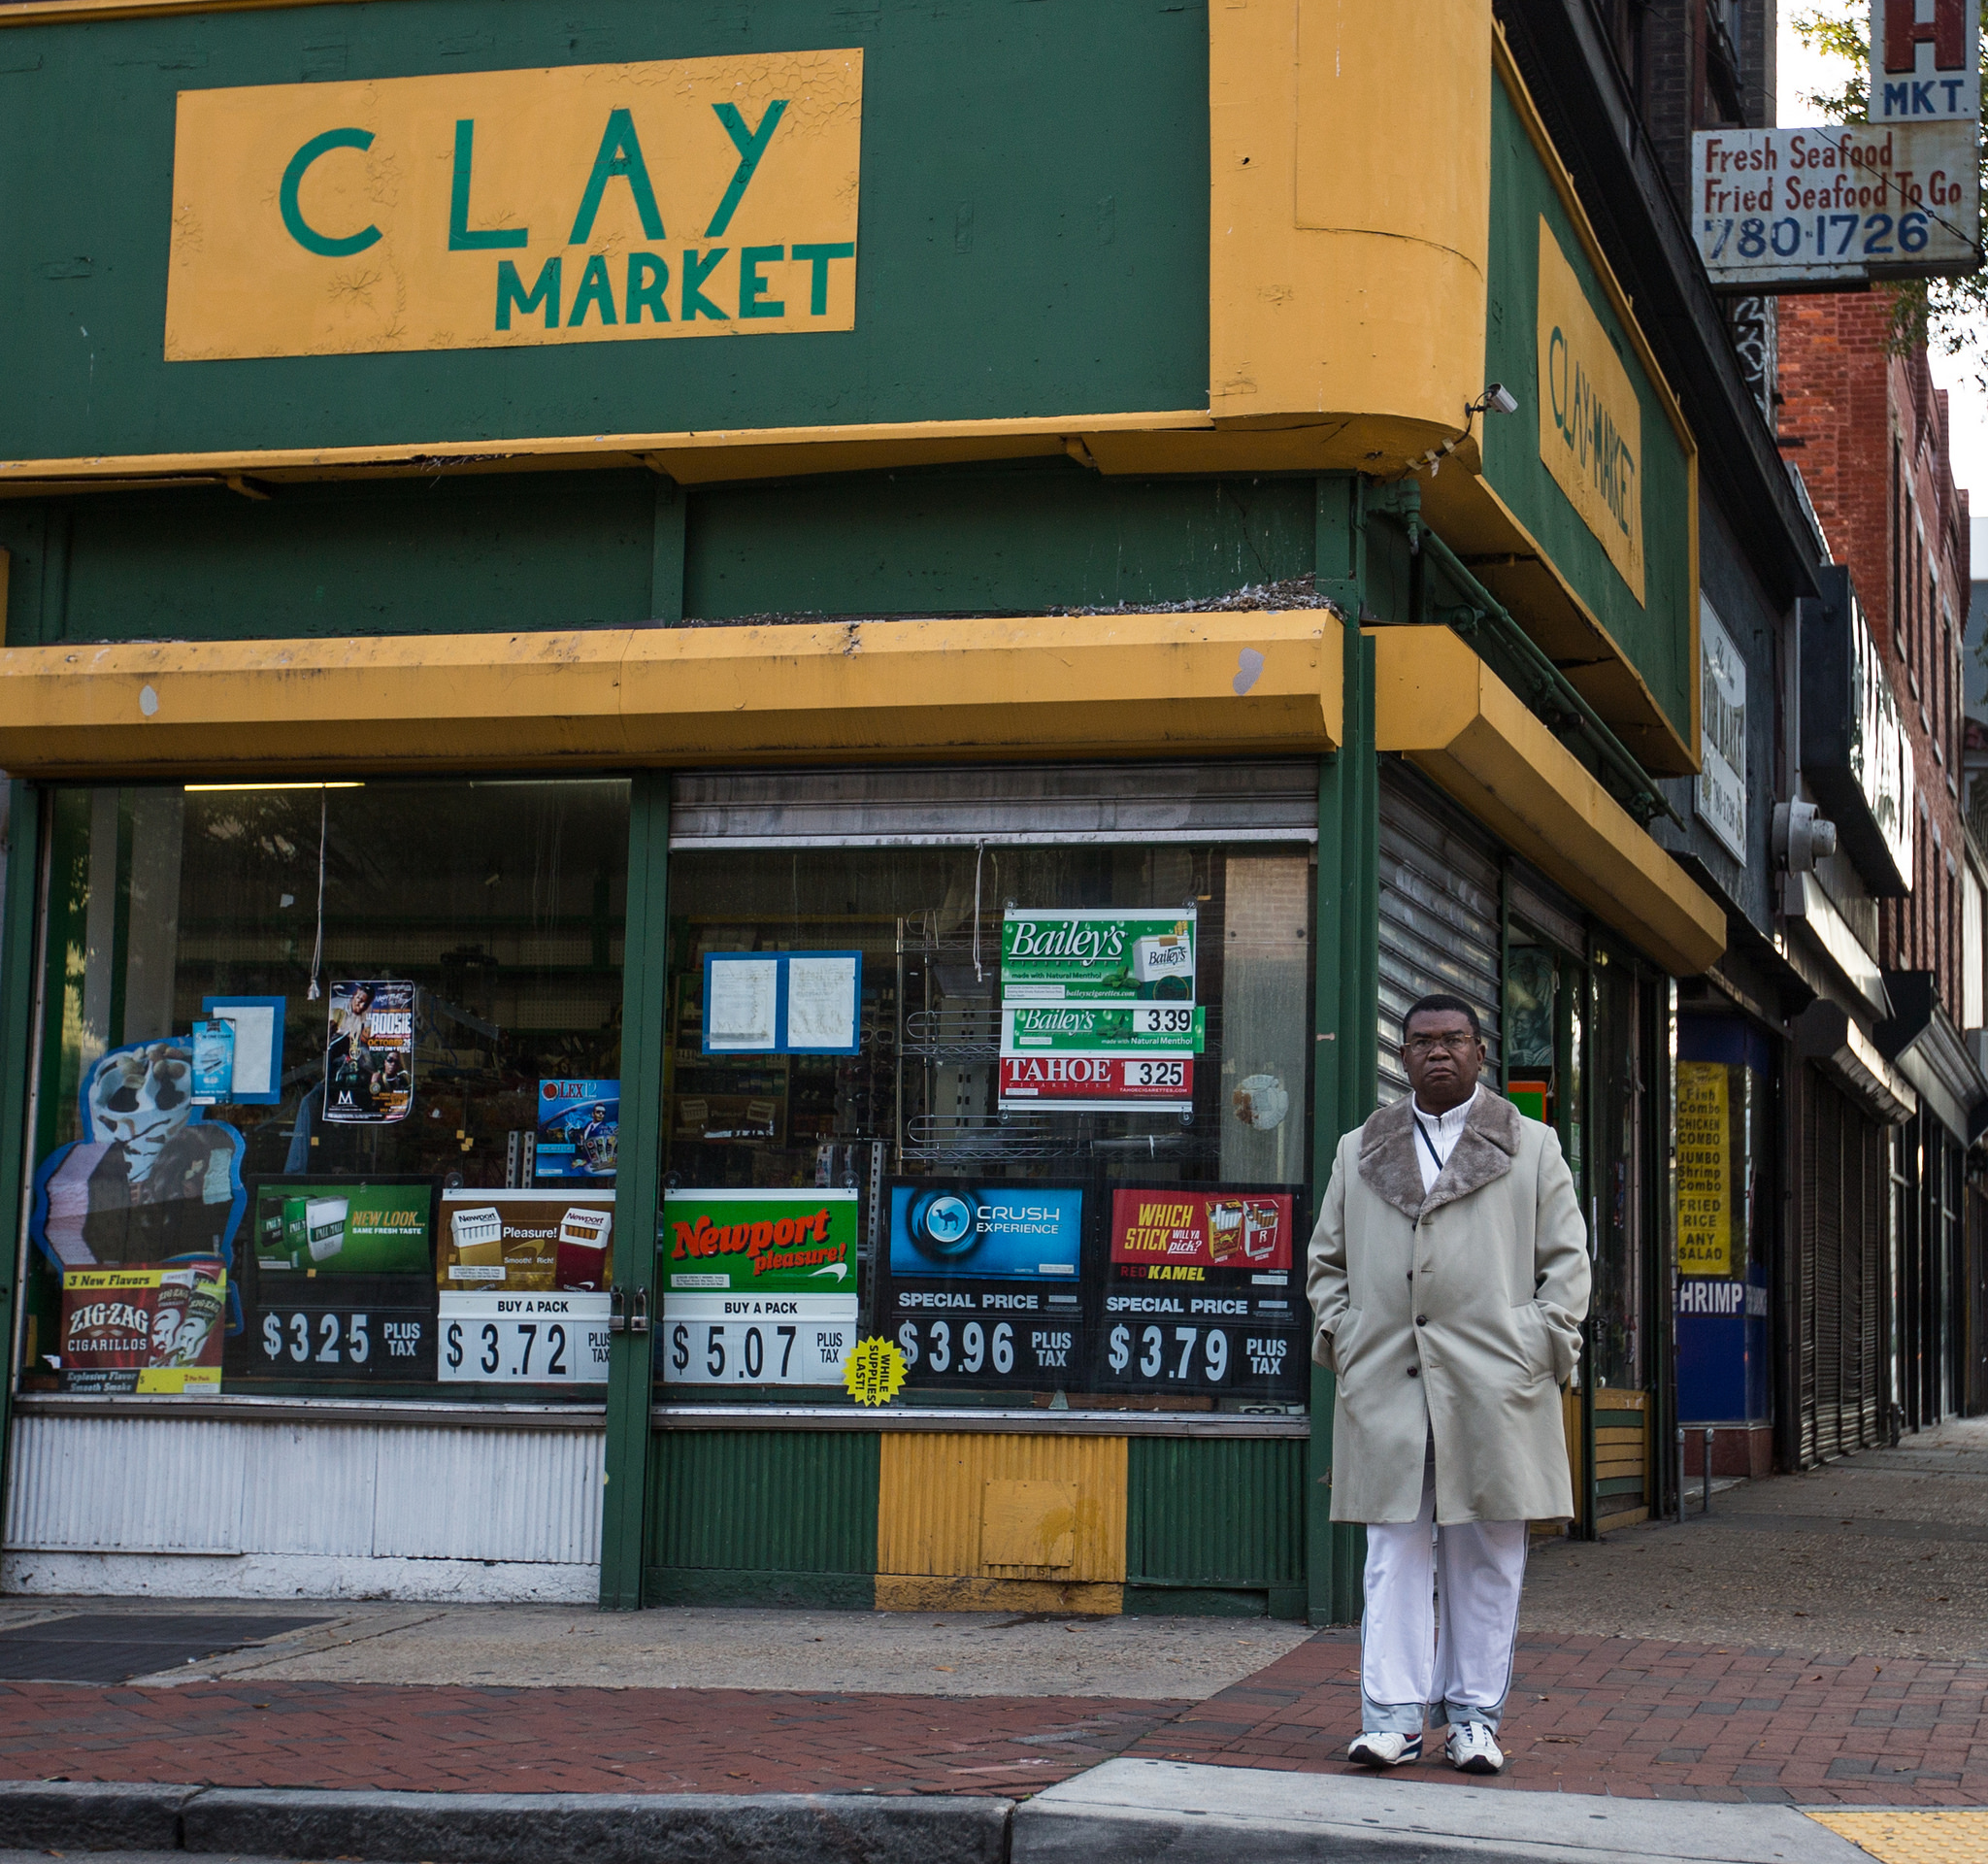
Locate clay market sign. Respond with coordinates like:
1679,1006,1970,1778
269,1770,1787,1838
164,52,862,361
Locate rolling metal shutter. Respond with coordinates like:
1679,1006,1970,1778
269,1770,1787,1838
669,761,1321,849
1795,1065,1889,1466
1376,764,1503,1106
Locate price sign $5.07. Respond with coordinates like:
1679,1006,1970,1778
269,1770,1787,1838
666,1319,851,1385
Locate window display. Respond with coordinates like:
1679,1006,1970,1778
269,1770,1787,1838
17,778,629,1403
657,842,1315,1415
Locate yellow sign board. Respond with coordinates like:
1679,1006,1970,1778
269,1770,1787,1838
1675,1060,1730,1276
1536,218,1645,605
164,52,863,362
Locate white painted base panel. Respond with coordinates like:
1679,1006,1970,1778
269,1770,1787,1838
4,1412,605,1603
0,1548,597,1603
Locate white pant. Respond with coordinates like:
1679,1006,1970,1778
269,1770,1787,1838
1360,1461,1528,1736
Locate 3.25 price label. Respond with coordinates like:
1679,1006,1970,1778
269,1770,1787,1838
438,1292,610,1385
249,1301,434,1381
998,1054,1193,1112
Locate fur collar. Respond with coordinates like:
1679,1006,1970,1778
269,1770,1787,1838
1356,1085,1523,1220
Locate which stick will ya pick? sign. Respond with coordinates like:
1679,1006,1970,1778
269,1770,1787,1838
165,51,862,361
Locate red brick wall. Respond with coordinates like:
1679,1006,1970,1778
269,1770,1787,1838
1777,300,1973,1015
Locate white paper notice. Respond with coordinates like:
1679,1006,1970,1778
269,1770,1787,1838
708,957,779,1049
213,1003,277,1097
786,955,858,1049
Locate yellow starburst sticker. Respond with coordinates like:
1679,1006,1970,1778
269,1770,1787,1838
844,1336,908,1407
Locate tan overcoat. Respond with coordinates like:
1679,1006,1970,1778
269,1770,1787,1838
1306,1087,1591,1525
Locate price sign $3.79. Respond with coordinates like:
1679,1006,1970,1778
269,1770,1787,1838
1099,1321,1301,1396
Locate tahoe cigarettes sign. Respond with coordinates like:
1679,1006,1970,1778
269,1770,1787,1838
165,51,861,361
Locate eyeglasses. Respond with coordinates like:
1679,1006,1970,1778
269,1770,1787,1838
1402,1032,1478,1056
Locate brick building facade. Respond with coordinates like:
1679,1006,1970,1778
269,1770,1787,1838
1775,295,1973,1016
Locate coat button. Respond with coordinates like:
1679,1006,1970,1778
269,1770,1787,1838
1415,1315,1428,1326
1407,1366,1419,1378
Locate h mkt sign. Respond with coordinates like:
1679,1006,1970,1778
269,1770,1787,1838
1870,0,1980,122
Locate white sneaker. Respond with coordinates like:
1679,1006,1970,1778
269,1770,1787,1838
1346,1730,1423,1768
1445,1719,1505,1774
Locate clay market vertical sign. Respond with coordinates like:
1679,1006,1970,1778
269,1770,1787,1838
998,909,1198,1112
164,52,862,361
1536,219,1645,605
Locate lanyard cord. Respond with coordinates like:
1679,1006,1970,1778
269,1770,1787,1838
1413,1112,1450,1179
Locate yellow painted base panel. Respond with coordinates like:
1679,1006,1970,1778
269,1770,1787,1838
1807,1810,1988,1862
878,1432,1129,1585
874,1577,1124,1615
1597,1508,1650,1534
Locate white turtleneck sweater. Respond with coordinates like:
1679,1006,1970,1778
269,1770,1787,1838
1409,1082,1479,1193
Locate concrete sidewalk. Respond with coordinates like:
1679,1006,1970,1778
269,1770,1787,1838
0,1770,1946,1863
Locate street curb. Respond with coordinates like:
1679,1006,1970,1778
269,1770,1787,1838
0,1781,1015,1864
0,1781,201,1851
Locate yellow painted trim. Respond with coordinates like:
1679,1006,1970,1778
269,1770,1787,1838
1372,626,1724,976
877,1433,1129,1588
0,611,1343,780
0,0,328,18
1422,468,1697,777
874,1578,1124,1615
1208,0,1490,452
0,409,1215,491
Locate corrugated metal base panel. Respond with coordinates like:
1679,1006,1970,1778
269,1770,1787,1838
1125,1436,1305,1593
873,1577,1122,1614
645,1567,877,1611
877,1433,1128,1586
648,1430,879,1578
3,1413,603,1601
1122,1583,1307,1619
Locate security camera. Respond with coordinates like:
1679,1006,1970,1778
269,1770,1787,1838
1773,798,1839,872
1482,383,1519,416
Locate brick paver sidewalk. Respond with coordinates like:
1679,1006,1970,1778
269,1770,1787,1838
5,1627,1985,1806
0,1681,1180,1797
1131,1629,1988,1806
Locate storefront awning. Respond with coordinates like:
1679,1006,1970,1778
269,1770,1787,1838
0,612,1343,779
1371,625,1725,978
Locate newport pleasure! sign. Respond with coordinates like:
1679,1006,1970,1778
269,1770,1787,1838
164,52,863,361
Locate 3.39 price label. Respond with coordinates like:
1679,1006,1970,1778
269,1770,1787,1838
661,1293,855,1386
1090,1318,1306,1401
438,1292,610,1384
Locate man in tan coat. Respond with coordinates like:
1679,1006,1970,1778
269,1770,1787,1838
1308,993,1590,1775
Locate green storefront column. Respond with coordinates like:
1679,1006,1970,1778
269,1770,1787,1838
0,782,43,1534
1309,478,1378,1629
600,773,671,1610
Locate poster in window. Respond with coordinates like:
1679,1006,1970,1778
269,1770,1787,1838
28,1040,248,1342
537,1080,619,1182
1675,1061,1732,1276
251,1178,435,1276
323,981,414,1124
58,1256,227,1395
1089,1185,1307,1402
659,1189,859,1386
878,1181,1085,1391
437,1188,615,1292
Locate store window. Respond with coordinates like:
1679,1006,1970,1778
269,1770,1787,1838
655,840,1315,1415
17,779,629,1403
